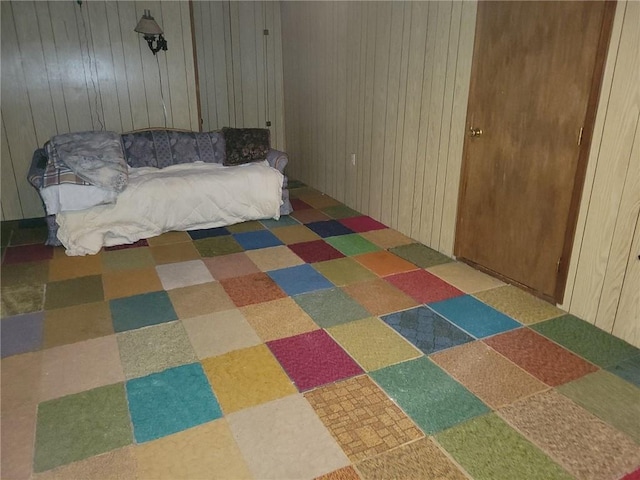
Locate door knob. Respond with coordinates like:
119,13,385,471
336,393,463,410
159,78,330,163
469,127,483,137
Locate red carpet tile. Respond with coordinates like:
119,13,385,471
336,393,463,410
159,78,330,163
622,467,640,480
288,240,345,263
339,216,387,233
104,239,149,251
3,244,54,264
290,198,313,210
485,328,598,386
267,329,363,391
385,270,464,304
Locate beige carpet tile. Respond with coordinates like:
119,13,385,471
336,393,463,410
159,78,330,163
47,254,103,281
227,394,350,479
116,321,197,380
167,282,235,318
244,245,305,271
155,260,214,290
431,341,548,409
2,261,49,287
149,242,201,265
359,229,415,249
327,318,421,372
305,375,424,462
145,231,192,246
182,310,262,359
356,437,468,480
313,258,378,286
1,404,38,480
354,251,419,277
193,236,244,257
298,193,343,209
226,220,265,233
202,344,297,414
43,302,114,349
102,267,163,300
557,370,640,444
220,272,288,307
34,447,136,480
342,279,418,317
101,247,155,272
1,283,45,317
271,224,322,244
499,390,640,480
44,275,104,311
203,252,260,280
1,351,42,414
427,261,505,293
474,285,564,324
40,335,125,401
291,209,332,224
241,297,318,342
316,466,362,480
289,186,323,198
133,420,252,480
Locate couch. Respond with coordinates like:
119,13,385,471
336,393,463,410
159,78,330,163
28,128,293,255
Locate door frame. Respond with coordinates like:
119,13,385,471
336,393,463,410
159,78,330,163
454,0,618,304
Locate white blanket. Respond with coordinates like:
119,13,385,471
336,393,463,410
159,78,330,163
56,161,283,256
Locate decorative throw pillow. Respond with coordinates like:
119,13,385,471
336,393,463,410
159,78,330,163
222,127,270,166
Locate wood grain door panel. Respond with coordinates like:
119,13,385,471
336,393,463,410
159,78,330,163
455,1,611,301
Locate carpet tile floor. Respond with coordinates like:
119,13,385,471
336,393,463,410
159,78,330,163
2,182,640,480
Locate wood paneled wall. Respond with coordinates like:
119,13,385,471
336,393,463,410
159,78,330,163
280,1,639,346
1,1,198,221
280,1,477,256
192,1,285,150
562,1,640,347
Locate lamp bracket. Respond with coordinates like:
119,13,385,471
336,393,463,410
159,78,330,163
144,33,168,55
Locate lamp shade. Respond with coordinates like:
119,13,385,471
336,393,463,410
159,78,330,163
134,9,163,35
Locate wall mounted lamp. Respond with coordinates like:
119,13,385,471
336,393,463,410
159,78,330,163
134,9,167,55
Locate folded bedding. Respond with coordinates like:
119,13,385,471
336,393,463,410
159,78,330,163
46,131,128,192
56,161,283,256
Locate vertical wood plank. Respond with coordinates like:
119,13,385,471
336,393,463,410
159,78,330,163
1,2,43,219
439,0,477,255
105,1,134,132
561,0,627,310
12,1,59,144
86,1,122,132
161,1,190,129
369,2,392,220
380,2,405,226
181,1,199,131
611,206,640,346
397,2,428,234
422,1,452,246
117,1,150,129
568,0,639,321
391,2,413,231
411,1,437,241
595,121,640,333
34,1,70,134
1,114,22,220
431,1,462,250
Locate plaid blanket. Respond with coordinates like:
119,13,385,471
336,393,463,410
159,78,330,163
27,146,91,189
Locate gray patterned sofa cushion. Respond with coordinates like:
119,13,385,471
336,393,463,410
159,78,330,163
121,130,225,168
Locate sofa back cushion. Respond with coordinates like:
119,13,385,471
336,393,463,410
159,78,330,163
121,130,225,168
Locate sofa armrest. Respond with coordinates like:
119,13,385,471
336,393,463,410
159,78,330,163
266,149,288,175
28,148,48,189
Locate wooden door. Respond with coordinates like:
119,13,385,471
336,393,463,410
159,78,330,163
455,1,615,302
